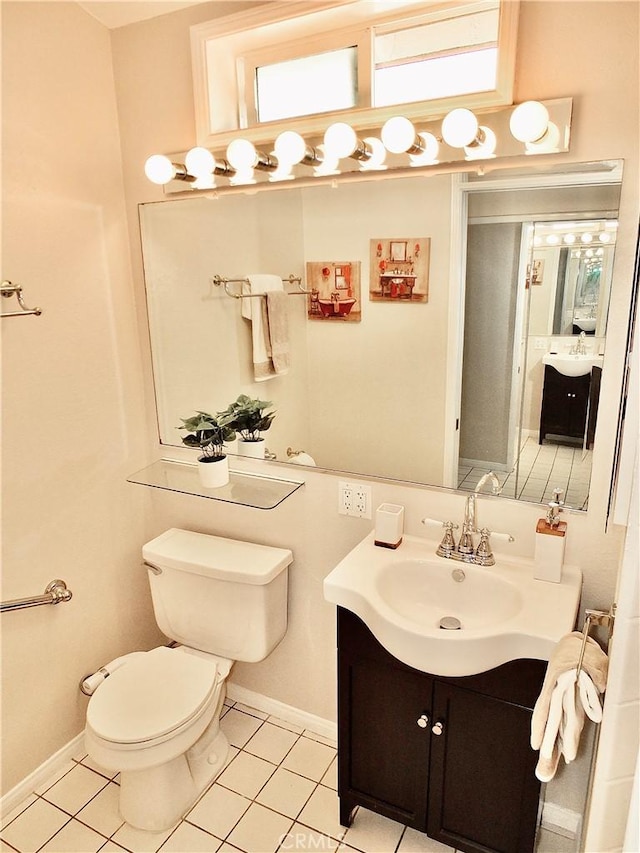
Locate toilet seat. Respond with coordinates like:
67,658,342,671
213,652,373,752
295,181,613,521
87,646,223,745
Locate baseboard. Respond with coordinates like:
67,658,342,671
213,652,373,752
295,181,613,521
226,682,337,742
1,689,336,819
0,732,85,818
541,800,582,839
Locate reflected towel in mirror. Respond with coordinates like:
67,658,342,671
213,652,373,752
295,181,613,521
241,275,288,381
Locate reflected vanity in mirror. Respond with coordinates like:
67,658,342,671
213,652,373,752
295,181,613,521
139,160,622,510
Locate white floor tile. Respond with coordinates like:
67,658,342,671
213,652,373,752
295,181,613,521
79,754,119,780
39,818,106,852
111,821,175,853
232,703,268,720
244,722,300,765
160,821,222,852
280,822,339,852
98,842,130,852
297,786,347,842
34,761,76,795
320,758,338,791
217,750,276,799
220,709,264,748
282,738,336,782
0,798,70,853
76,781,124,837
187,784,250,839
267,716,304,735
41,764,109,815
256,767,316,819
0,794,37,829
342,807,404,853
397,827,454,852
302,731,337,748
227,802,293,853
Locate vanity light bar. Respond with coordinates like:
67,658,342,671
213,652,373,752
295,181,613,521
144,98,572,193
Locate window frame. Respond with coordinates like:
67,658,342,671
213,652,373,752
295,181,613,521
190,0,520,150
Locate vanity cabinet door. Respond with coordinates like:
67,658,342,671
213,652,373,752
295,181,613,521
427,682,541,853
539,366,591,442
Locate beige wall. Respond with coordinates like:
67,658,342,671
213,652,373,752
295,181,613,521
1,0,638,833
0,2,165,793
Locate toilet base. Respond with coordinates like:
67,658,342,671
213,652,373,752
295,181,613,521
118,689,230,831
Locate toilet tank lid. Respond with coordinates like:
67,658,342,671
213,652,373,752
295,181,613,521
142,528,293,584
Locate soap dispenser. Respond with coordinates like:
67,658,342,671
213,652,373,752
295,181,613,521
534,488,567,583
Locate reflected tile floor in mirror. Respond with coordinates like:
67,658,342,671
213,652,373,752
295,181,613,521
459,437,592,510
1,700,575,853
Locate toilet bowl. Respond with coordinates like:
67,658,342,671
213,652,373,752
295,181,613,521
85,646,232,830
83,528,292,831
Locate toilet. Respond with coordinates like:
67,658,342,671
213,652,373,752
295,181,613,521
83,528,292,831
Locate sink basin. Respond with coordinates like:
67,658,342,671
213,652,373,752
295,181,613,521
543,352,603,377
323,532,582,677
573,317,597,332
375,559,522,631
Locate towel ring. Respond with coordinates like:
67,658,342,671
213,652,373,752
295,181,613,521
576,607,615,677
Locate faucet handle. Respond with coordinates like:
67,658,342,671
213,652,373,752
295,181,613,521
474,528,515,567
422,519,459,558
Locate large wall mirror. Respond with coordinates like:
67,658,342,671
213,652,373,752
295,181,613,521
139,159,622,509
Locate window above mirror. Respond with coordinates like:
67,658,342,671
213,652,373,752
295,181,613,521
191,0,519,149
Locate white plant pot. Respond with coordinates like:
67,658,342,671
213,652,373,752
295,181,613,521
237,438,266,459
197,455,229,488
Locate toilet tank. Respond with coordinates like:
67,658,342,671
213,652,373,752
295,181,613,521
142,528,292,663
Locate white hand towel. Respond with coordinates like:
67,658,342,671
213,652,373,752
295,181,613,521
242,275,284,381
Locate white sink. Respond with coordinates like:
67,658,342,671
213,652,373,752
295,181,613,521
573,317,597,332
543,352,603,377
323,532,582,677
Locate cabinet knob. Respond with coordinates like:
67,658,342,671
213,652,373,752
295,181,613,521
417,714,430,728
432,721,444,736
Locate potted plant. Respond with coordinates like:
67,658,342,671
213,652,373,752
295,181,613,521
221,394,276,458
177,411,236,487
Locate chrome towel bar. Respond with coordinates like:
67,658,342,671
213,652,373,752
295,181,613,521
211,274,311,298
1,280,43,317
576,607,615,677
0,579,72,612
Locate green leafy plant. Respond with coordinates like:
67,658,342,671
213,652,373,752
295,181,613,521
177,411,236,458
220,394,276,442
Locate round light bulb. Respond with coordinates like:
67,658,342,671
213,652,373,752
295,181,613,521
464,126,496,159
598,232,611,243
581,232,593,243
185,147,215,178
525,121,560,153
545,234,560,245
442,109,480,148
274,131,307,166
226,139,258,171
144,154,176,185
563,233,576,244
381,117,418,154
510,101,550,143
409,132,440,166
324,122,358,159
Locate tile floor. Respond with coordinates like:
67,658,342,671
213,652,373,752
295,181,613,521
458,436,592,510
0,700,573,853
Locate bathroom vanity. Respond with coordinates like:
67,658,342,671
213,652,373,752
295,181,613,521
539,364,601,445
337,608,545,853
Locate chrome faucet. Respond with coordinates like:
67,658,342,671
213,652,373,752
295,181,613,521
474,471,502,496
422,472,514,566
570,331,587,355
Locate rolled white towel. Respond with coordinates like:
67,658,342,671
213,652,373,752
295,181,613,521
289,451,316,466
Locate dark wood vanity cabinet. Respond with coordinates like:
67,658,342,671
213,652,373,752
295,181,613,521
337,608,546,853
539,364,598,444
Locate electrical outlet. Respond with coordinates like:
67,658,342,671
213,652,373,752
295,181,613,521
338,481,372,518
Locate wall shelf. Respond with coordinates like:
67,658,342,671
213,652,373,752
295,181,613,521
127,459,304,509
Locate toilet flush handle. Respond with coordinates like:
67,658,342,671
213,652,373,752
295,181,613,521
144,561,162,575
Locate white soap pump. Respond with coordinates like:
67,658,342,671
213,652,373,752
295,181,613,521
534,488,567,583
